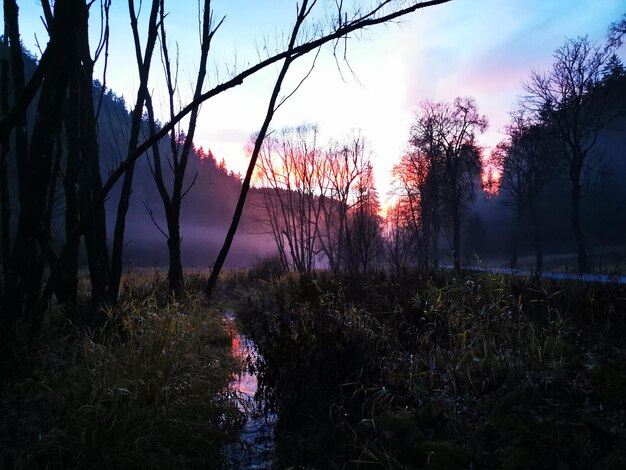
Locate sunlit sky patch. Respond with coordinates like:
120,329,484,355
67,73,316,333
5,0,625,201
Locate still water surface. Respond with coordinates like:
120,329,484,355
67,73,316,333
224,312,276,469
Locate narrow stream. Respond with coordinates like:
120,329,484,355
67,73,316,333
224,312,277,469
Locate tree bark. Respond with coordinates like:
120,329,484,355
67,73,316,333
56,76,80,315
77,1,110,313
528,199,543,272
451,197,461,272
8,0,74,328
509,207,520,270
0,42,11,285
570,178,588,273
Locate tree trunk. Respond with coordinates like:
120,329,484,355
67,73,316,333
108,157,136,303
0,47,11,284
431,195,440,269
569,159,588,273
570,183,588,273
56,73,81,316
77,1,110,313
162,0,212,297
166,212,184,296
1,0,28,334
509,208,520,270
9,0,73,327
528,199,543,273
452,200,461,272
420,199,430,269
206,2,305,298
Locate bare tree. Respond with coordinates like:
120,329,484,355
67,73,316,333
403,98,485,271
344,163,383,273
0,5,18,286
318,133,370,271
107,0,161,303
383,201,418,276
607,11,626,49
144,0,220,296
256,124,323,272
392,134,442,269
2,0,112,329
524,36,611,273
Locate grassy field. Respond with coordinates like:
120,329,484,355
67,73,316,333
0,273,243,469
232,268,626,469
3,267,625,469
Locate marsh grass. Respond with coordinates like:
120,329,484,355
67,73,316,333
234,269,626,469
1,272,243,469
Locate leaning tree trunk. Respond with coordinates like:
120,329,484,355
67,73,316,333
205,1,305,299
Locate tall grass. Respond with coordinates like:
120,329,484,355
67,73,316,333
1,273,242,469
234,269,626,469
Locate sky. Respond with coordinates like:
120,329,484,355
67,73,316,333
6,0,625,201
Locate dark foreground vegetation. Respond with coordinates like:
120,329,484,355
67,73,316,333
2,267,626,469
233,267,626,469
0,273,243,469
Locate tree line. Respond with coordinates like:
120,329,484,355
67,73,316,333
388,16,626,275
253,14,626,277
252,101,485,276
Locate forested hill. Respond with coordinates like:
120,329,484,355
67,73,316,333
3,45,273,268
94,82,274,268
464,72,626,270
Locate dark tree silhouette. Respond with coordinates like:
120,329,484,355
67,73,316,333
393,105,444,269
319,133,371,272
107,0,161,303
492,110,560,271
144,0,219,296
524,36,612,273
344,163,383,273
2,0,111,331
607,11,626,49
256,124,324,272
383,201,418,276
401,98,486,271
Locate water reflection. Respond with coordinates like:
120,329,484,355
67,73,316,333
224,312,276,469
